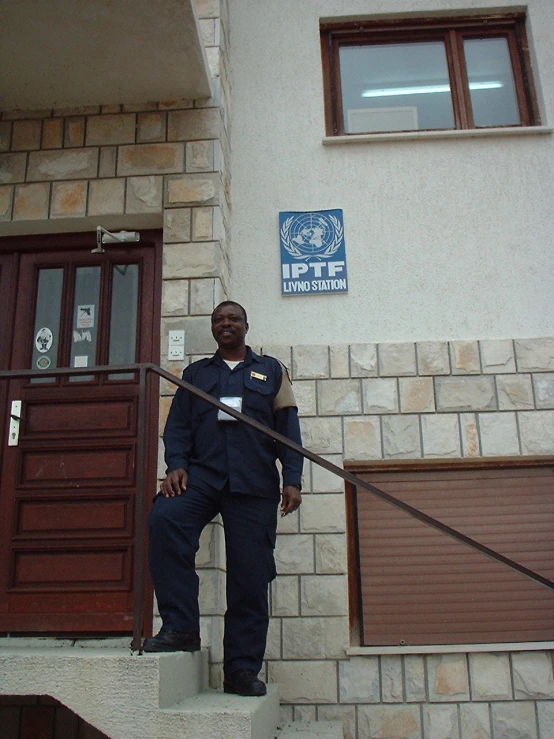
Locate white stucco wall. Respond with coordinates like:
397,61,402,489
228,0,554,345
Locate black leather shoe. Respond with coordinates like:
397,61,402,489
223,669,267,696
142,629,200,653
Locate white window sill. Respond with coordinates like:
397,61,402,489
323,125,553,145
347,641,554,656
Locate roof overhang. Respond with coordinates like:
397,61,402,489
0,0,212,111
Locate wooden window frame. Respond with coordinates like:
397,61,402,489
321,13,540,136
345,456,554,648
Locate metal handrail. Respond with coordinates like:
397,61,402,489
2,362,553,652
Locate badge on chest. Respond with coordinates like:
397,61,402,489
218,396,243,422
251,371,267,381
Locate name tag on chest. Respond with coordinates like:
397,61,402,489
218,396,242,422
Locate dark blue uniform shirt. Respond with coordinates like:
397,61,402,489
163,347,303,499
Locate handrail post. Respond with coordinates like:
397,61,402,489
131,365,149,652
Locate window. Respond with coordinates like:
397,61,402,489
345,459,554,647
321,14,540,135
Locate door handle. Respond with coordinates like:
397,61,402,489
8,400,21,446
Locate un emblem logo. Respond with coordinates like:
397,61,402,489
280,212,344,261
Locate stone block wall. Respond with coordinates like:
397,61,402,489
1,0,234,690
3,1,553,734
0,0,230,363
0,93,228,344
157,334,554,730
0,108,216,221
271,651,554,739
256,336,553,738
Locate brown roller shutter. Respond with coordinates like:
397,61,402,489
346,460,554,647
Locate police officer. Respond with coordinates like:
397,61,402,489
144,301,303,697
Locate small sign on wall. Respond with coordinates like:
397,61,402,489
280,209,348,296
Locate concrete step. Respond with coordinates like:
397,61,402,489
1,642,287,739
0,644,209,738
275,721,344,739
161,684,280,739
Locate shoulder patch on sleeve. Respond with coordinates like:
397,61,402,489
273,360,297,411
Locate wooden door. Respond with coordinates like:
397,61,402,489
0,233,160,633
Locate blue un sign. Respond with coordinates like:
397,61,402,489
279,209,348,296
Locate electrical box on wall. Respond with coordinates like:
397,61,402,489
168,330,185,360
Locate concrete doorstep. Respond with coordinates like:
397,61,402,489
0,644,292,739
161,684,280,739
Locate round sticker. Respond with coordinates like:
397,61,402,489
35,327,53,353
37,356,52,370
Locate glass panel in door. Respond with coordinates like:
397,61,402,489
108,264,139,380
70,266,101,381
31,268,64,383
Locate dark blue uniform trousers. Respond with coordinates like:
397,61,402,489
148,483,278,675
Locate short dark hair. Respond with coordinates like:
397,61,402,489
211,301,248,324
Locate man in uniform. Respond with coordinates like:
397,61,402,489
144,301,303,697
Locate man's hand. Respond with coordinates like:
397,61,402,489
280,485,302,516
160,468,188,497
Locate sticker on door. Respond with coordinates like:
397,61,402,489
35,327,53,353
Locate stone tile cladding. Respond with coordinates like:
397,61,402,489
3,3,552,734
0,0,230,382
1,0,232,696
157,337,554,735
258,338,553,739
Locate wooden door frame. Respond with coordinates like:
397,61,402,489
0,253,18,478
0,230,162,636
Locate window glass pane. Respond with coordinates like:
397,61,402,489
108,264,138,380
70,266,101,382
339,41,455,133
464,37,520,127
31,268,63,383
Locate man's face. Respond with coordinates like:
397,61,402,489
211,303,248,351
